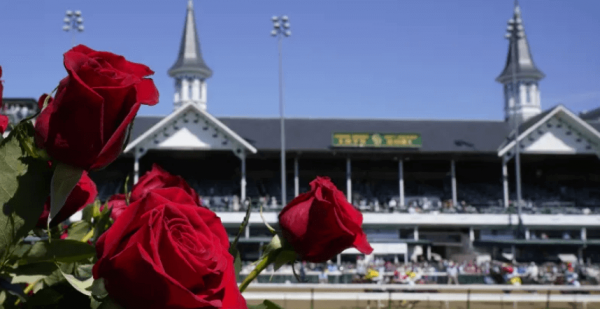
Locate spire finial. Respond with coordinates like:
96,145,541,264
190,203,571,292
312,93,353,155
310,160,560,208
168,0,212,79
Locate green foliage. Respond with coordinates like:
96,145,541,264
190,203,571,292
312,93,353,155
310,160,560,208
92,296,124,309
92,205,112,245
18,240,95,265
0,123,52,263
90,278,108,301
59,269,93,296
230,202,252,281
233,249,242,282
49,162,83,224
66,221,92,241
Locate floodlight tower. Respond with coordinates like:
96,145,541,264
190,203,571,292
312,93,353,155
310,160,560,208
63,10,84,47
505,3,525,234
271,16,291,206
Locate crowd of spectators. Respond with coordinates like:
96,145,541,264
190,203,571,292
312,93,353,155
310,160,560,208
240,257,600,286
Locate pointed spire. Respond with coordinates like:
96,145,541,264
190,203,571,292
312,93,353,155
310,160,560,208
496,1,544,84
168,0,212,79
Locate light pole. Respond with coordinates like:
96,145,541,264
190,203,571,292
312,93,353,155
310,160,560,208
505,5,524,236
271,16,291,206
63,10,84,47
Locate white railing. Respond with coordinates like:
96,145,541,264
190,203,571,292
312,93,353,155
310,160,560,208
243,284,600,306
245,283,600,291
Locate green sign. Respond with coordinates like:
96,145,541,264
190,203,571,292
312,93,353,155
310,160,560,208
332,132,422,148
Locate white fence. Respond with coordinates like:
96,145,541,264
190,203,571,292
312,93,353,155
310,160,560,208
244,284,600,307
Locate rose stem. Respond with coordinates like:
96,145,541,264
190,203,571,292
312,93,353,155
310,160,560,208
238,251,277,293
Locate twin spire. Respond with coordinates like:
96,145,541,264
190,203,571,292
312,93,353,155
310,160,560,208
496,0,545,125
169,0,211,111
167,1,545,121
168,0,212,79
496,1,544,84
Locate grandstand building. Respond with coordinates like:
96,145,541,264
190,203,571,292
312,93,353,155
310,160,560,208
4,1,600,264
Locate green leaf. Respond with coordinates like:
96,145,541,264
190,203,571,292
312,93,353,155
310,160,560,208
43,268,65,287
20,239,95,264
60,268,93,296
0,127,52,259
8,262,58,285
25,288,63,307
249,300,284,309
96,296,125,309
66,221,92,241
273,249,296,271
93,206,112,244
91,278,108,300
13,119,48,160
50,162,83,224
233,248,242,282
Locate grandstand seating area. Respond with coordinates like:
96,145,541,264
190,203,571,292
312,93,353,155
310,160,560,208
92,174,600,215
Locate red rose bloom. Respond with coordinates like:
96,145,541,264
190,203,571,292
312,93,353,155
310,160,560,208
34,45,159,170
103,164,201,221
278,177,373,262
131,164,200,206
0,66,8,134
93,188,246,309
36,171,97,228
103,194,128,221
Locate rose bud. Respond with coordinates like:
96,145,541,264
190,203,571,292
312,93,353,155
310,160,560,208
278,176,373,262
34,45,159,170
36,171,97,228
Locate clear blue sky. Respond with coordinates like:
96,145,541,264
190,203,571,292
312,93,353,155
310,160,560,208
0,0,599,120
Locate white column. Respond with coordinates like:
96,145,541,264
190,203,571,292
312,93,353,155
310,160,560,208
451,160,457,206
525,228,530,240
427,245,432,261
191,79,201,101
469,227,475,248
519,83,527,109
181,78,189,102
399,159,405,207
240,152,247,202
413,227,419,241
133,150,140,184
201,81,207,106
294,157,299,197
346,158,352,203
581,227,587,241
173,79,181,107
502,159,509,208
245,225,250,239
337,254,341,266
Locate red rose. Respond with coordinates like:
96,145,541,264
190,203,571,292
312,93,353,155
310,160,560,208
93,188,246,309
0,65,8,134
36,171,97,228
103,164,201,221
131,164,200,206
102,194,127,221
34,45,159,170
278,176,373,262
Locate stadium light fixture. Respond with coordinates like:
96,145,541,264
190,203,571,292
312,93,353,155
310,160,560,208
505,9,524,236
272,15,291,206
63,9,84,46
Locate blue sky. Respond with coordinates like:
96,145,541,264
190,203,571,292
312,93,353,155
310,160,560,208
0,0,599,120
